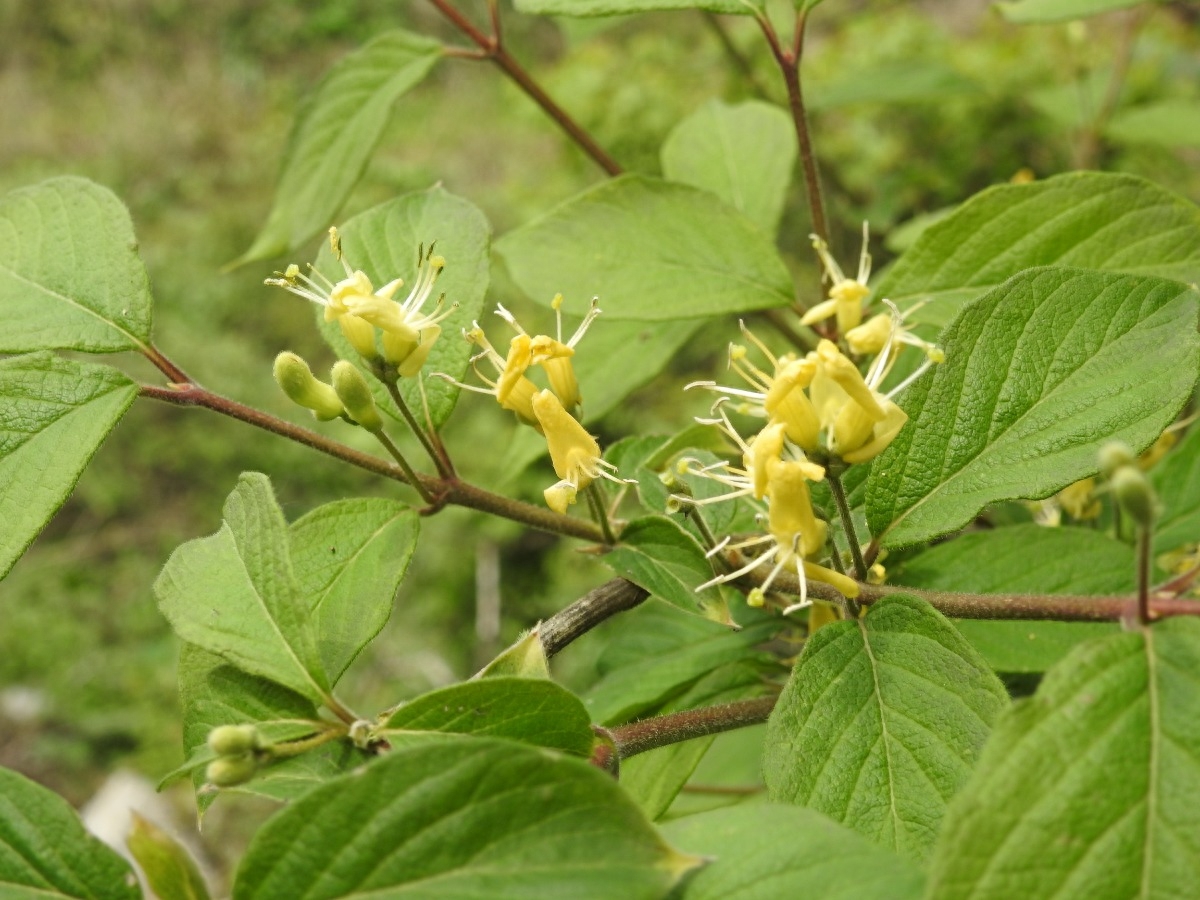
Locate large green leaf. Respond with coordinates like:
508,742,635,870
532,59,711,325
1151,424,1200,555
515,0,758,15
232,737,698,899
237,30,443,263
382,677,595,756
586,600,779,724
927,617,1200,898
313,186,491,428
763,595,1009,861
0,177,153,353
663,804,926,900
873,173,1200,328
127,813,212,900
175,644,363,814
155,473,332,704
661,100,795,238
895,525,1129,672
0,353,137,579
998,0,1148,23
495,175,794,321
0,765,140,899
602,515,730,622
290,498,418,683
867,269,1200,548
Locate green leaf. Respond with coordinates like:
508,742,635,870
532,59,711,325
663,804,926,900
1152,424,1200,555
0,353,137,580
232,737,698,899
475,630,551,679
237,30,443,263
155,473,332,704
514,0,759,16
602,515,730,622
1108,101,1200,149
0,177,153,353
620,662,769,820
873,172,1200,328
586,601,779,724
382,677,595,756
998,0,1148,24
0,765,140,899
290,498,418,683
927,617,1200,898
495,175,794,321
661,100,795,238
896,525,1130,671
867,269,1200,548
763,594,1009,861
127,812,211,900
175,644,363,814
313,185,490,428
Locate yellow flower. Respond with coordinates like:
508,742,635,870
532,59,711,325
496,295,600,413
531,389,627,513
266,230,456,374
809,340,908,464
800,223,872,334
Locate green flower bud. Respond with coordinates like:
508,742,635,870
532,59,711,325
207,723,260,756
1111,465,1159,529
1098,441,1135,479
205,754,258,788
274,352,344,421
330,361,382,431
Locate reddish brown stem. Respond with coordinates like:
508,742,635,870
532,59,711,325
609,696,777,759
427,0,622,176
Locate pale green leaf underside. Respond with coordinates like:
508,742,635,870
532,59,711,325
867,268,1200,548
238,29,443,263
383,677,595,757
155,473,331,704
663,804,925,899
290,497,418,683
873,172,1200,328
514,0,758,16
232,738,692,899
763,595,1009,861
661,99,796,238
927,617,1200,899
0,176,152,352
896,525,1129,672
601,515,730,623
495,174,794,321
0,353,137,579
314,185,491,428
998,0,1148,24
0,766,140,899
176,644,362,816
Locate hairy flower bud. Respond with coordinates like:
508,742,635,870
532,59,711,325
1098,441,1135,479
330,361,382,431
206,723,260,757
273,352,344,421
1111,465,1159,529
205,754,258,788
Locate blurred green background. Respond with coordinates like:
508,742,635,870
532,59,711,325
1,0,1196,860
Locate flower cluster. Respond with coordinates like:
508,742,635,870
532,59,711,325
266,228,456,376
443,295,629,514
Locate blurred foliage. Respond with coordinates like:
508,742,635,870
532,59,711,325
1,0,1197,825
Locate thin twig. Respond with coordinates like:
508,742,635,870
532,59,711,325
427,0,622,176
372,429,435,504
384,380,454,478
538,578,649,657
609,696,777,759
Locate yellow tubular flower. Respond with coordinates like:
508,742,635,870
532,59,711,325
800,223,872,334
766,457,828,558
745,422,787,500
763,357,821,450
531,389,631,514
845,313,892,357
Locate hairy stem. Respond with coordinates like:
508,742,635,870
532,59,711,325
384,380,454,478
427,0,622,176
138,381,606,542
827,469,867,581
585,483,617,546
609,696,777,759
538,578,649,658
